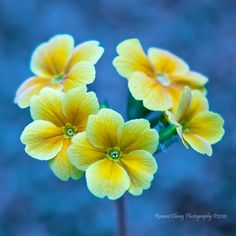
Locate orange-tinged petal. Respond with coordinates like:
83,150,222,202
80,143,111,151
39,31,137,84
48,139,84,181
113,38,155,78
86,158,130,200
20,120,64,160
182,133,212,156
128,72,172,111
66,40,104,70
148,48,189,76
120,150,157,195
86,108,124,148
187,111,225,144
30,88,66,127
62,87,99,131
63,62,95,92
118,119,159,154
31,34,74,77
68,132,106,171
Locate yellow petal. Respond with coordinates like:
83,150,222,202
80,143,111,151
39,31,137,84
63,62,95,92
182,133,212,156
62,87,99,131
48,139,84,181
113,38,155,78
15,77,62,108
148,48,189,76
175,86,192,121
30,88,66,127
86,108,124,148
68,132,106,171
128,72,172,111
86,159,130,200
20,120,64,160
118,119,159,154
66,41,104,70
187,111,225,144
165,111,180,126
166,84,183,114
31,34,74,77
183,90,209,120
120,150,157,196
172,71,208,88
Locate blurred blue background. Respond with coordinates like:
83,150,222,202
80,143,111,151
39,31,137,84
0,0,235,235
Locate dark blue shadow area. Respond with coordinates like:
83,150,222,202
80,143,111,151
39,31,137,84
0,0,235,235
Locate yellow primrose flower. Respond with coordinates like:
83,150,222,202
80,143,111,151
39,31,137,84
165,87,224,156
113,38,208,111
20,86,99,180
15,34,104,108
68,108,159,200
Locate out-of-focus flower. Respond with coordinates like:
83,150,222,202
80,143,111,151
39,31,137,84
68,108,159,200
15,34,104,108
20,86,99,180
113,38,207,111
165,87,224,156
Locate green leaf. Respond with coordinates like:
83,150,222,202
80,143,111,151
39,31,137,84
127,92,151,119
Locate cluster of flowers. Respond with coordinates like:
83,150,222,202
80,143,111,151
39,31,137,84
15,35,224,200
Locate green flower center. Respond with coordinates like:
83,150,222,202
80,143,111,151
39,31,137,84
107,147,122,162
52,73,64,83
156,72,170,86
62,123,77,138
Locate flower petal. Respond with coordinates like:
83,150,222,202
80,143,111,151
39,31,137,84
187,111,225,144
15,77,62,108
66,41,104,70
30,88,66,127
184,90,209,120
175,86,192,121
172,71,208,88
31,34,74,77
128,72,172,111
68,132,106,171
63,62,95,92
86,159,130,200
20,120,64,160
182,133,212,156
148,48,189,76
148,48,189,77
118,119,159,154
113,38,155,78
86,108,124,148
48,139,84,181
165,111,180,126
62,87,99,131
120,150,157,196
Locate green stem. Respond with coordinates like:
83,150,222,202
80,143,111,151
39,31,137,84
159,125,177,143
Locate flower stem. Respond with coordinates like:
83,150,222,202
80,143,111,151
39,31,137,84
115,196,128,236
159,125,177,143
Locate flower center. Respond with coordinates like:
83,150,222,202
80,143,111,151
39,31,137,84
107,147,122,162
156,72,171,86
52,73,64,83
62,123,77,138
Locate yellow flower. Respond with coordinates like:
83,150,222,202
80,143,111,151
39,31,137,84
113,38,208,111
20,86,99,180
165,87,224,156
15,34,104,108
68,108,159,200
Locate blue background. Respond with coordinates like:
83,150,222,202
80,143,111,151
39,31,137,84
0,0,235,235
